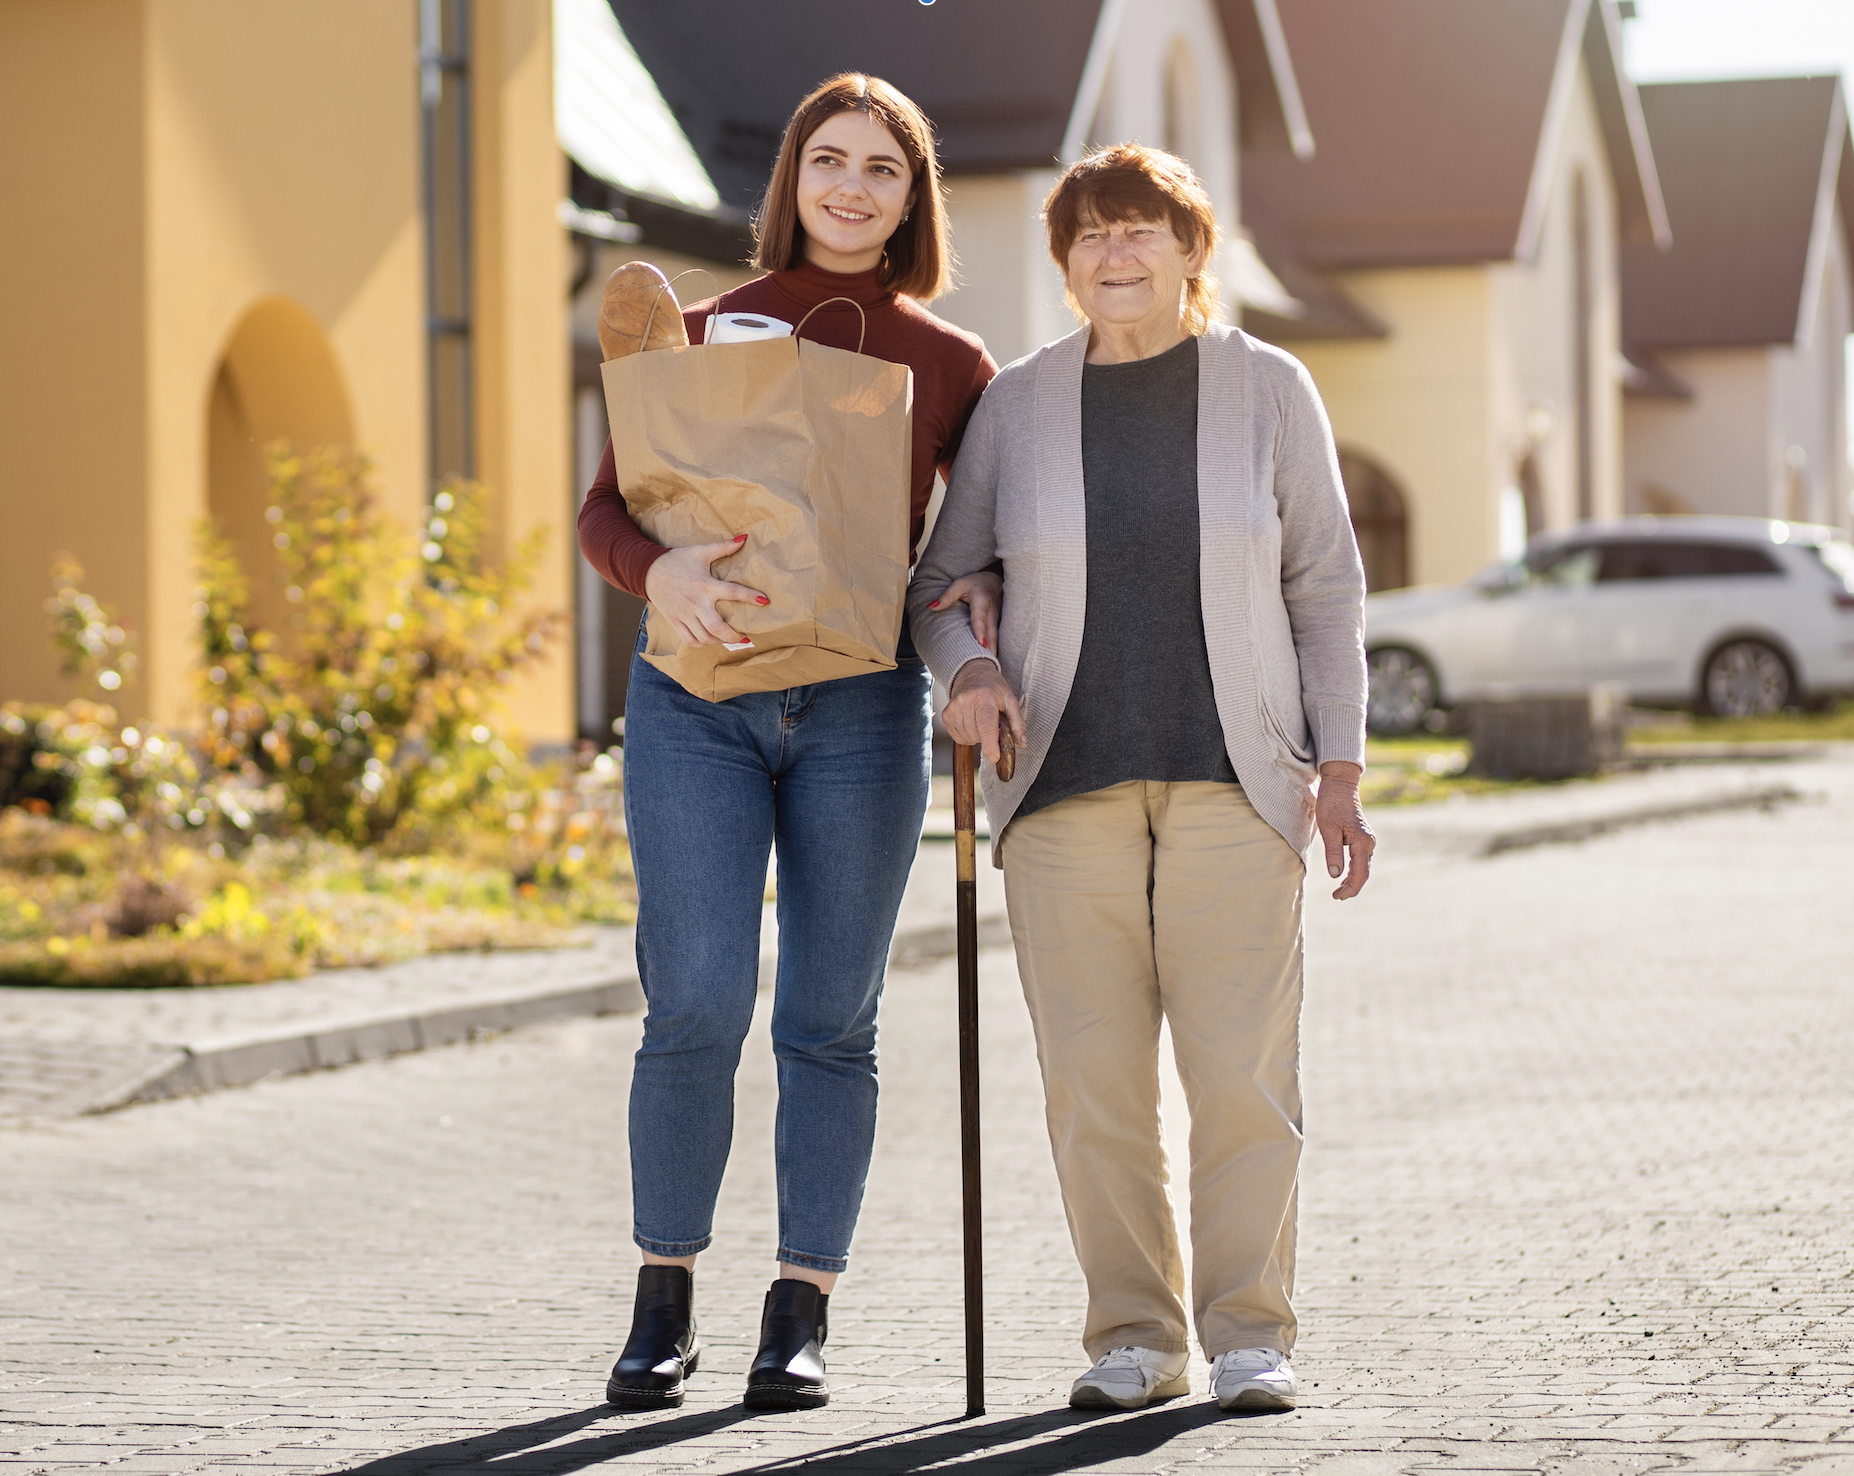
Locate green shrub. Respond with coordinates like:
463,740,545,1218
195,446,567,846
2,448,633,987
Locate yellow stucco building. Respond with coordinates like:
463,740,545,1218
0,0,572,741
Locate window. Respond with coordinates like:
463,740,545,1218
1804,539,1854,593
1524,544,1599,588
1595,540,1782,582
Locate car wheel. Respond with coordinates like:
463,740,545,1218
1699,639,1793,718
1367,647,1437,736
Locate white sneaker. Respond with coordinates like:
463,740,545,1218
1210,1348,1297,1410
1069,1346,1191,1409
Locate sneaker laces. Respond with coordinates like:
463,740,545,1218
1095,1347,1151,1370
1215,1348,1283,1373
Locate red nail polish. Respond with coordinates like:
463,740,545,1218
733,534,748,543
929,600,940,609
980,638,989,649
757,596,770,606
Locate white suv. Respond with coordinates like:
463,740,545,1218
1364,517,1854,735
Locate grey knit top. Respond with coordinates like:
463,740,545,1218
907,321,1368,865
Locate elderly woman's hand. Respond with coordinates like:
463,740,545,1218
928,569,1002,652
1316,762,1375,900
943,658,1026,766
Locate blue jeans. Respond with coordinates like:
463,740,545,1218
621,629,932,1272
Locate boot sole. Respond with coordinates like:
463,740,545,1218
743,1381,829,1412
605,1350,700,1409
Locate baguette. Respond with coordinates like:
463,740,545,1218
597,261,690,360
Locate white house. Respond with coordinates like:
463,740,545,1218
1619,76,1854,534
1242,0,1670,590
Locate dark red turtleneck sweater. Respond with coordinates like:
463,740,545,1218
578,259,997,598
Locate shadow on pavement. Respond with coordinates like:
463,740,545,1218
329,1403,760,1474
730,1400,1281,1475
329,1397,1284,1475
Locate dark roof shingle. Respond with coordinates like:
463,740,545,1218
606,0,1310,216
1621,76,1853,350
605,0,1104,213
1242,0,1664,273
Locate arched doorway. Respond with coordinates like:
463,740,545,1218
1337,449,1410,592
207,298,354,637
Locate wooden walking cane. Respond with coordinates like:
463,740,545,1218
953,722,1013,1418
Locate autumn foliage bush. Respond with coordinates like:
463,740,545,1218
196,447,566,846
1,447,635,987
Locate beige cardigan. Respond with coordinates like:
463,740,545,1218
907,321,1368,864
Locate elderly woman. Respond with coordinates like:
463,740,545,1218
908,145,1374,1414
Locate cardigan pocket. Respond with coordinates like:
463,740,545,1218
1259,689,1315,769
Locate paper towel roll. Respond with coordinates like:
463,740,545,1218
705,312,794,345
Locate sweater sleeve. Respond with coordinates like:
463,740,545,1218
937,347,1000,480
576,438,668,600
1272,361,1369,769
907,386,1004,689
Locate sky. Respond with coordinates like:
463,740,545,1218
1623,0,1854,86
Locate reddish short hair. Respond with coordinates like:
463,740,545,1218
752,73,953,301
1043,144,1224,334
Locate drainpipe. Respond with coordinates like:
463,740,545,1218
420,0,473,487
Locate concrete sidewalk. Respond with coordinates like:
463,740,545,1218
2,747,1842,1124
0,842,1009,1123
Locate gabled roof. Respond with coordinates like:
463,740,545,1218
1242,0,1667,277
604,0,1311,216
1621,76,1854,351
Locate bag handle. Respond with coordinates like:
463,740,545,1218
794,296,868,356
640,268,719,349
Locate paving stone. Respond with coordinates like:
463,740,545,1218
4,756,1854,1471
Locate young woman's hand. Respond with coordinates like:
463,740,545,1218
928,569,1002,651
942,658,1026,766
643,536,769,647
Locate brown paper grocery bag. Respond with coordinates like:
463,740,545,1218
600,331,913,702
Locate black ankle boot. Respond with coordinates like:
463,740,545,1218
743,1278,830,1410
605,1265,700,1408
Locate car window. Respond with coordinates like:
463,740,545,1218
1805,539,1854,592
1595,539,1782,581
1523,544,1599,588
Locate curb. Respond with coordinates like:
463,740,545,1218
1479,784,1805,856
83,914,1011,1116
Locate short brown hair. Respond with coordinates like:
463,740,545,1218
1043,144,1224,334
752,74,953,301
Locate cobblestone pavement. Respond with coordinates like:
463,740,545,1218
2,757,1851,1474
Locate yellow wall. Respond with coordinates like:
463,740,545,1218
1288,268,1497,587
1,0,573,743
0,0,149,713
143,0,426,727
473,1,573,743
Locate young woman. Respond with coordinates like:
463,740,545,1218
578,74,996,1413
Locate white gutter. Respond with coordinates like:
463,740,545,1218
1059,0,1127,165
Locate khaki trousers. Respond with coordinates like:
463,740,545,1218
1002,780,1305,1361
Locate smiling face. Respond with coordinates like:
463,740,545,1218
1064,211,1204,339
794,110,918,274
